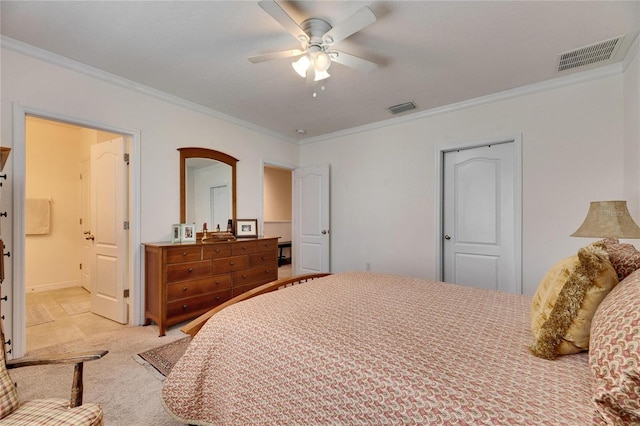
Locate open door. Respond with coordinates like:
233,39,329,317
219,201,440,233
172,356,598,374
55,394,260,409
89,138,128,323
293,164,330,275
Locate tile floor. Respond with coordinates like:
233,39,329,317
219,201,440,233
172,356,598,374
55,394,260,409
25,264,293,353
26,286,127,353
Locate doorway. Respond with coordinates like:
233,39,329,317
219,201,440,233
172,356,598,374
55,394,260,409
24,117,128,352
263,164,293,279
437,137,522,294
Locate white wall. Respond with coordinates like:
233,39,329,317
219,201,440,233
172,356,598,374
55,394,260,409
623,38,640,215
25,118,92,292
0,47,299,340
300,73,632,295
1,42,637,306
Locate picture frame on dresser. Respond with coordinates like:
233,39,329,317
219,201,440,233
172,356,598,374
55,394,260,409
181,223,196,242
171,224,181,243
236,219,258,238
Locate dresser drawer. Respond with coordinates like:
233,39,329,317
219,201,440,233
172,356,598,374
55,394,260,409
231,241,256,255
166,246,202,263
232,278,276,297
167,290,232,318
249,252,278,268
203,243,232,259
231,266,277,289
212,255,249,273
166,260,211,283
166,274,231,301
256,238,278,253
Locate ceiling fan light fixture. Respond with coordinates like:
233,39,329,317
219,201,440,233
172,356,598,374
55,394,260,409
314,69,330,81
292,55,310,78
314,51,331,72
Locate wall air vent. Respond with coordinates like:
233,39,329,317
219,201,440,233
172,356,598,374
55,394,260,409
388,101,417,115
557,35,624,72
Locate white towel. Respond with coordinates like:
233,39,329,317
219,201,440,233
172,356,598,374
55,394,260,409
26,198,51,235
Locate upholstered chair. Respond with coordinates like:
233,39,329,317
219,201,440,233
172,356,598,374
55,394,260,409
0,323,107,425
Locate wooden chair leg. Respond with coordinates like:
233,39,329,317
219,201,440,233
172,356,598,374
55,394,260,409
70,362,83,408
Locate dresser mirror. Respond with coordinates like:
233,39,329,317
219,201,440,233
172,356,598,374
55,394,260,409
179,147,238,232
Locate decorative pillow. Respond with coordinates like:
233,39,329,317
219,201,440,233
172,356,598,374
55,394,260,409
530,241,618,360
590,268,640,424
602,238,640,281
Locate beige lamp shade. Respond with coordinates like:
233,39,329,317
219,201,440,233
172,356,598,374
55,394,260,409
571,200,640,238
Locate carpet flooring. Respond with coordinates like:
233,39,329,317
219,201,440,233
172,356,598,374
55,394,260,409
9,325,188,425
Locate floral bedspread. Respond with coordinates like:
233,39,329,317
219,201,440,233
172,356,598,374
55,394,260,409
162,271,595,425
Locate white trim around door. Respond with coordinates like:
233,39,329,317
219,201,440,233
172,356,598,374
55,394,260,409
10,103,141,358
434,134,523,293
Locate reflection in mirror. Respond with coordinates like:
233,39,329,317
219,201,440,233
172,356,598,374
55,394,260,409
179,148,238,232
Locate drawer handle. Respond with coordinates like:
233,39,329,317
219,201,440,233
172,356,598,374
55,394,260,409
188,268,193,273
215,249,220,253
241,246,247,250
183,287,188,292
242,274,247,279
182,304,188,310
215,296,221,301
182,252,187,256
229,262,234,266
215,280,221,285
261,256,266,260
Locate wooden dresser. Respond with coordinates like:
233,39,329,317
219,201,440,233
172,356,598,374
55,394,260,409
143,237,278,336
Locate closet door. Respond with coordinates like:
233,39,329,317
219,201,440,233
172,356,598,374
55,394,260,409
442,142,520,293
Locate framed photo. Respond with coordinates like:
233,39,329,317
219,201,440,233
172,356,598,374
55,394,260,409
235,219,258,238
181,223,196,242
171,224,182,243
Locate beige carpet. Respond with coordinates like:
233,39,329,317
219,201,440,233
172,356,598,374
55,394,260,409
9,325,188,425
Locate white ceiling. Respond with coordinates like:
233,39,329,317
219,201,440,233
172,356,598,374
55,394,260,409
1,1,638,141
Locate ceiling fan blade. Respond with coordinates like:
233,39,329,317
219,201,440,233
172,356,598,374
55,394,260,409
248,49,304,63
330,50,377,73
259,1,308,44
322,7,376,45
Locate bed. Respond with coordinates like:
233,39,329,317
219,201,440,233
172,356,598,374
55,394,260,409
160,256,640,425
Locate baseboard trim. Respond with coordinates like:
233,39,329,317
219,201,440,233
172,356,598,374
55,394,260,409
26,281,81,293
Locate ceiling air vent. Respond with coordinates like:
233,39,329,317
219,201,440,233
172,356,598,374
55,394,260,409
557,35,624,72
388,101,416,115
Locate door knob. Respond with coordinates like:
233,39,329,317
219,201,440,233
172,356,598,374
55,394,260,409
444,235,451,240
322,230,328,234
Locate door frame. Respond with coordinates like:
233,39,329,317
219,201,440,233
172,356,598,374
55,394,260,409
260,158,296,242
11,103,141,358
434,134,523,292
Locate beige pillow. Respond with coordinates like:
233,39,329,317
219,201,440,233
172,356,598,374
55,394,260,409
530,241,618,360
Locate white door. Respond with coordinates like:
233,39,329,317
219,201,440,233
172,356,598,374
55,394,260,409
293,164,330,275
442,142,519,293
80,159,91,291
210,184,229,231
90,138,128,323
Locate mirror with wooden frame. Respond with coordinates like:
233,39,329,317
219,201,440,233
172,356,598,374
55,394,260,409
179,147,238,233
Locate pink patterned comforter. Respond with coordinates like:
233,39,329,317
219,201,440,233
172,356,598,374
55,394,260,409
162,272,595,425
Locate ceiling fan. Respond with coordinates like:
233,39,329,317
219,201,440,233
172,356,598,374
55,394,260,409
248,0,378,83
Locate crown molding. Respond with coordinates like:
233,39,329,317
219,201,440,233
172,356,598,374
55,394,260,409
0,36,299,145
2,35,628,147
299,62,624,145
